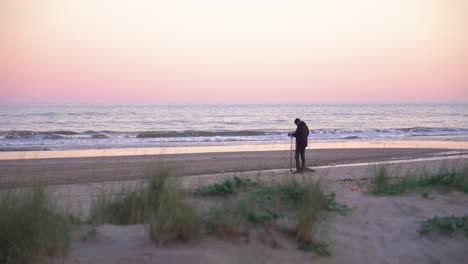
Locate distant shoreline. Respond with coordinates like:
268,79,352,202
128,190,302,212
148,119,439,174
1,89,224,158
0,138,467,160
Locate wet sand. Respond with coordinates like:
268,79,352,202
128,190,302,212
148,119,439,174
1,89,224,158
1,139,468,160
0,147,463,186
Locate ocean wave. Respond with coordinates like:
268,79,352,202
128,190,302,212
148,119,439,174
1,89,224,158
66,112,109,116
52,130,80,135
344,136,360,139
1,127,468,142
1,130,101,140
31,112,58,117
136,130,272,138
310,127,468,136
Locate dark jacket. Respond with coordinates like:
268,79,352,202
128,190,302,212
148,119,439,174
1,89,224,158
292,121,309,148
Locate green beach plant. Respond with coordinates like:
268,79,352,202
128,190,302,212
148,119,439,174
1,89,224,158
88,166,173,225
294,179,328,243
297,241,332,256
195,176,255,196
202,176,346,257
0,183,72,263
420,215,468,237
206,200,253,237
87,166,347,252
371,164,468,195
149,181,199,244
88,165,200,244
88,189,147,225
370,165,391,194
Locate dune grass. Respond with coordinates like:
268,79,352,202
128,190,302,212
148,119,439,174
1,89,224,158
88,166,173,225
194,176,256,196
88,189,148,225
149,176,199,244
371,165,392,194
0,183,72,264
420,215,468,237
202,176,346,256
88,168,346,253
371,164,468,196
88,166,200,244
294,180,329,243
206,199,253,237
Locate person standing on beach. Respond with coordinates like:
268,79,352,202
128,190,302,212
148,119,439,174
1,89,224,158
289,118,310,172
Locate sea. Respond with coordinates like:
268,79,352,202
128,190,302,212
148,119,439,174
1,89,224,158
1,103,467,151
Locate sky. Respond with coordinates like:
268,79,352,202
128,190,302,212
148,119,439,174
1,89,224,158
1,0,467,104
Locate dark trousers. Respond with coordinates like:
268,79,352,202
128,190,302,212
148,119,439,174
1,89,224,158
295,145,306,171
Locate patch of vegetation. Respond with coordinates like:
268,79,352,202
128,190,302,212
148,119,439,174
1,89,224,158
371,165,468,195
88,168,347,252
371,165,391,194
88,166,200,244
295,180,328,243
88,166,172,225
277,179,311,202
203,177,347,257
88,190,147,225
0,183,72,264
252,179,348,218
149,182,199,244
420,215,468,237
206,200,252,237
298,241,332,256
325,193,350,216
260,179,347,248
248,211,280,224
195,176,256,196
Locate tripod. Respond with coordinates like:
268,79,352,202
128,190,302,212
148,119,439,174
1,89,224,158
290,135,294,171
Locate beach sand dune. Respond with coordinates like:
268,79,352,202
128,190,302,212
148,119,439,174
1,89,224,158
53,179,468,264
47,156,468,264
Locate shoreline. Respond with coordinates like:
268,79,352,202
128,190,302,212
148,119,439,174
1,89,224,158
1,139,468,160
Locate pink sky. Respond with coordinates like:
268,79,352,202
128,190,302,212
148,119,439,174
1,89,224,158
1,0,467,103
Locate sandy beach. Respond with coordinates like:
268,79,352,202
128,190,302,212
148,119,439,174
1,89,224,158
42,155,468,264
1,145,464,186
54,187,468,264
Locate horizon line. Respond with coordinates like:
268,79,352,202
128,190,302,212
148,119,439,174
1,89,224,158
0,100,467,106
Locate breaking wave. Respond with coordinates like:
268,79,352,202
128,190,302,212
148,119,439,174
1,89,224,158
1,127,468,141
